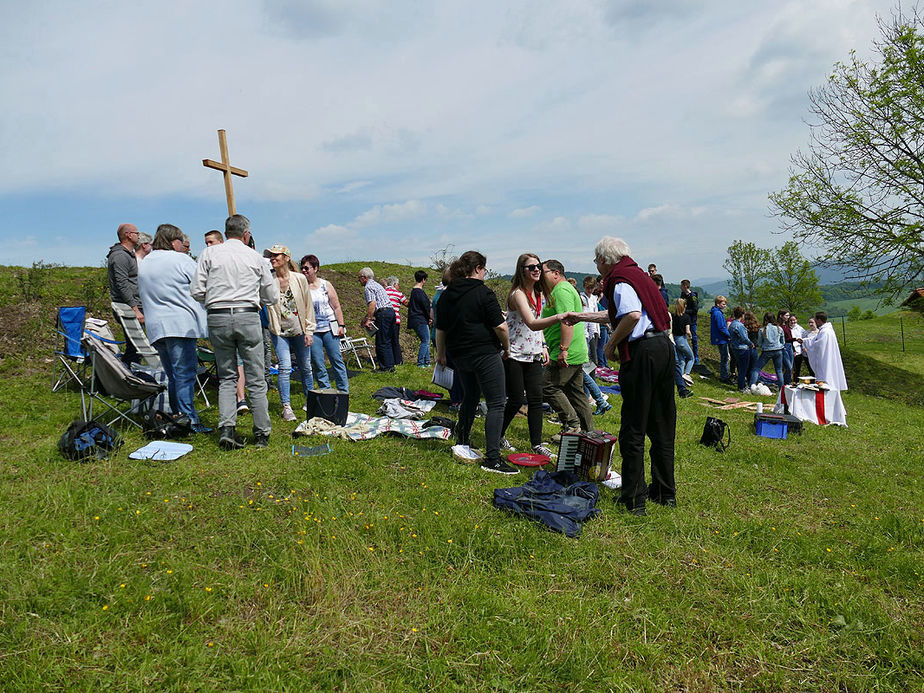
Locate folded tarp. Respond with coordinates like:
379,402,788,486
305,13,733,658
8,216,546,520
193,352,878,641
493,469,600,538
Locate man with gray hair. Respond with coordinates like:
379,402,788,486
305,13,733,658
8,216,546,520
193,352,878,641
192,214,279,449
107,222,144,363
135,232,153,262
384,275,408,366
358,267,396,371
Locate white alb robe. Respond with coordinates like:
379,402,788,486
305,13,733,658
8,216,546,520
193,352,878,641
802,322,847,391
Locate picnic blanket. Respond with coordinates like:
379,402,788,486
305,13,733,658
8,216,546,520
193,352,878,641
294,412,452,441
372,387,443,401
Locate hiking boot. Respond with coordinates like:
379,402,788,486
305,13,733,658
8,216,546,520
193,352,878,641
219,426,245,450
281,404,296,422
678,389,693,399
236,400,249,414
254,432,270,448
480,458,519,475
532,443,555,457
500,437,515,451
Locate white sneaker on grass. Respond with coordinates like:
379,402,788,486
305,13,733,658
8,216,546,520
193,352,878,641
480,458,519,475
281,404,296,422
500,437,515,451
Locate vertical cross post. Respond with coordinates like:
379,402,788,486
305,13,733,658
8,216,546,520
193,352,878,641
202,129,248,217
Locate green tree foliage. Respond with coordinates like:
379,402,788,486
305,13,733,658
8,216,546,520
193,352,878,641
757,241,823,313
770,10,924,301
723,240,769,309
848,305,863,321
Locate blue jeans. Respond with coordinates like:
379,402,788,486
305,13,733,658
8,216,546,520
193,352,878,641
690,320,700,363
582,369,605,406
750,349,784,387
412,322,431,366
153,337,201,424
717,343,730,380
597,326,609,366
310,330,349,392
674,335,694,374
733,347,753,391
782,343,794,386
272,334,313,406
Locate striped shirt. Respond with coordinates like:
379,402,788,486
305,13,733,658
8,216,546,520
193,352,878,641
385,286,407,324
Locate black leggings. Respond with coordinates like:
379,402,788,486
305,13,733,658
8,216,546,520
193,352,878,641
501,358,545,447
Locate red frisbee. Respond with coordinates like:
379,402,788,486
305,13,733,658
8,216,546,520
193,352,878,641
507,452,551,467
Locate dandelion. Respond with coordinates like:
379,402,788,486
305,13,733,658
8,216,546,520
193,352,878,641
102,605,108,611
166,570,173,575
447,539,452,544
412,628,418,633
146,492,151,496
826,548,832,552
163,499,169,503
207,642,214,647
120,584,126,589
135,510,141,515
145,595,152,601
205,587,212,592
94,516,100,521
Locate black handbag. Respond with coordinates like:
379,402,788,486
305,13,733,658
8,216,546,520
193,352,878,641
700,416,731,451
305,388,349,426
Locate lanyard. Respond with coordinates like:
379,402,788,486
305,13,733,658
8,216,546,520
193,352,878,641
527,288,542,317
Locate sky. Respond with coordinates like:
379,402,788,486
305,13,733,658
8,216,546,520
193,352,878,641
0,0,900,281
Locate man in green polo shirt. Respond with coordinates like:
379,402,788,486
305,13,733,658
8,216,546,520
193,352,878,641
541,260,593,435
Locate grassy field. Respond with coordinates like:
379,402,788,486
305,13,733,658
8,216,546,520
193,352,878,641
0,265,922,691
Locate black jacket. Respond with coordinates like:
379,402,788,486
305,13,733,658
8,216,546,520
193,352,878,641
435,278,503,358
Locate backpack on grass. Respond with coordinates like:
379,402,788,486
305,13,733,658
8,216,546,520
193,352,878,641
58,420,123,461
699,416,731,452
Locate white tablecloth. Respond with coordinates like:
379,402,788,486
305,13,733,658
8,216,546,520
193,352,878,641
774,385,847,426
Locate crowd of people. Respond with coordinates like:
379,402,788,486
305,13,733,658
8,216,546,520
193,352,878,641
107,220,847,515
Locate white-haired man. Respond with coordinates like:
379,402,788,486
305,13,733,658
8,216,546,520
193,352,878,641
358,267,396,371
565,236,676,516
192,214,278,450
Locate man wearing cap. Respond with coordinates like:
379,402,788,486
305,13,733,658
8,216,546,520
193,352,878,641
135,232,153,262
192,214,278,449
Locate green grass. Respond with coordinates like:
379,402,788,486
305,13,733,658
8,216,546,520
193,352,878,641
0,266,922,690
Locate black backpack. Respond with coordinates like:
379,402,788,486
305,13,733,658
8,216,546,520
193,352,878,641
58,420,123,461
699,416,731,452
143,410,192,440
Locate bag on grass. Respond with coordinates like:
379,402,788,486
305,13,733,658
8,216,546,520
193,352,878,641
143,409,191,440
699,416,730,452
58,420,123,461
306,388,349,426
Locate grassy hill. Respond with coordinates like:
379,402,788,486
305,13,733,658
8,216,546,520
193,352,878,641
0,263,922,690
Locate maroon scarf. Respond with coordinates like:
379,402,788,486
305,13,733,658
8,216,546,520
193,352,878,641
602,256,671,363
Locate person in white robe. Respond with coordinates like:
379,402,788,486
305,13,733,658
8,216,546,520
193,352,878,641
800,311,847,391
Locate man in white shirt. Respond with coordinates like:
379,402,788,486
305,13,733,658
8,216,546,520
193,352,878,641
192,214,279,449
800,311,847,391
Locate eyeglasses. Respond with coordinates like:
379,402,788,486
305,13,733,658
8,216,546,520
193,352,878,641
524,264,541,272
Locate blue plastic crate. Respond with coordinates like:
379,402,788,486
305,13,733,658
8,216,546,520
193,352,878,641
755,419,787,439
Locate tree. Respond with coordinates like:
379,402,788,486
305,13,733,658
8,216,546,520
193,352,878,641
770,9,924,301
756,241,823,313
723,240,769,309
848,305,863,321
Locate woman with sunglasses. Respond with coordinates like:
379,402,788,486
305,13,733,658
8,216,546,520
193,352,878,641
499,253,560,457
264,244,315,421
300,254,349,393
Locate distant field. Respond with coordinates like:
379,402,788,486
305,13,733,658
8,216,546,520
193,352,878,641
824,296,899,317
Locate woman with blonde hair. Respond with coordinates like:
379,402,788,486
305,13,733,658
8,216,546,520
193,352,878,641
264,244,315,421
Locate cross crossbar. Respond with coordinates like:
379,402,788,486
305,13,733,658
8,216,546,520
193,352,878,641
202,129,248,216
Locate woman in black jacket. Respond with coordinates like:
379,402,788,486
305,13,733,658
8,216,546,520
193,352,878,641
435,251,516,475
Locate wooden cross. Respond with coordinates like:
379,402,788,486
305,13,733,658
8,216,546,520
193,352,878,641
202,129,248,216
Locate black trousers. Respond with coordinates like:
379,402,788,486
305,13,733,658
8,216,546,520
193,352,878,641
501,357,545,447
374,307,396,369
618,335,677,509
453,351,506,462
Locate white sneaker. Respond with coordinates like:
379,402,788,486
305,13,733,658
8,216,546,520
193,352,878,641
532,443,556,457
500,437,515,451
281,404,296,422
451,444,484,462
682,373,694,387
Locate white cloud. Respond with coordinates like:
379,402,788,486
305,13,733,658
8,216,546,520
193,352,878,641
509,205,542,218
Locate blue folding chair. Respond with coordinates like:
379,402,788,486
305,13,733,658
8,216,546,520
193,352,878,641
52,306,89,392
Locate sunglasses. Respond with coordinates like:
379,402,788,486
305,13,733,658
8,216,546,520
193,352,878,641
524,263,541,272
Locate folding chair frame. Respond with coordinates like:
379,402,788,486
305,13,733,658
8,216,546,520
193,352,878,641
82,337,167,429
52,306,89,393
340,336,377,370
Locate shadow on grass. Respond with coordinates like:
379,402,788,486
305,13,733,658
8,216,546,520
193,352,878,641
842,347,924,407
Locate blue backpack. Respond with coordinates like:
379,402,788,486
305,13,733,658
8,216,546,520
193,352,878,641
58,420,123,461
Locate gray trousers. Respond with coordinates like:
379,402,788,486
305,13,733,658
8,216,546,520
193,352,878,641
208,312,271,435
543,362,594,432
